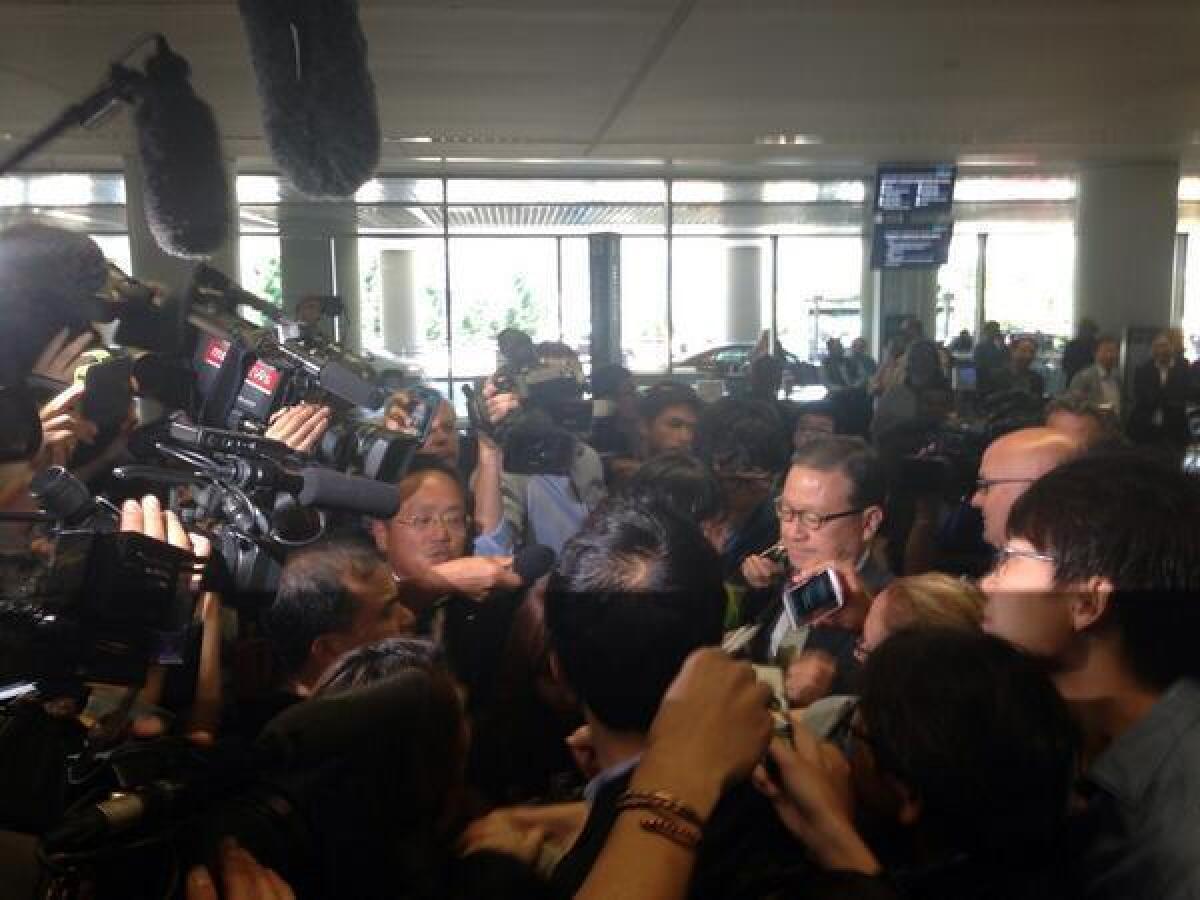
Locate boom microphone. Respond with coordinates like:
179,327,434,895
133,37,232,258
237,0,381,197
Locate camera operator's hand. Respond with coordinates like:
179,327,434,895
753,715,879,875
188,839,295,900
34,382,97,469
432,555,521,601
31,327,93,386
120,495,223,743
633,649,774,818
742,552,785,590
265,403,332,454
482,376,520,428
460,809,548,866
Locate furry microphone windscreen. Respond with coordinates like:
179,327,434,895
237,0,381,198
134,39,232,258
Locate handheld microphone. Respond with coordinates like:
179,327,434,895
133,37,233,258
512,544,556,585
237,0,381,197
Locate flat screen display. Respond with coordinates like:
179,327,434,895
875,165,957,213
871,223,953,268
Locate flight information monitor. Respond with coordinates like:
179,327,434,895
871,223,953,268
875,165,957,213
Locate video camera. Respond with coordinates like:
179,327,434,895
463,329,592,475
112,417,407,606
0,467,204,689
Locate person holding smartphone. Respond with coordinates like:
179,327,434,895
733,436,892,707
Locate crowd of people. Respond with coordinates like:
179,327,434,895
0,224,1198,899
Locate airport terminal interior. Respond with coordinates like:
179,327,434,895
2,2,1200,899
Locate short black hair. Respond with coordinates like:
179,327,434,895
638,381,702,424
1095,334,1120,349
316,637,446,694
395,452,467,502
1007,451,1200,689
860,628,1078,863
266,535,388,676
624,452,724,524
790,435,886,509
545,500,726,732
591,364,633,400
697,397,790,475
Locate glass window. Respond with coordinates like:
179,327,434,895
240,236,283,306
983,230,1075,337
936,234,979,344
776,236,864,363
1183,239,1200,359
621,238,669,372
446,238,559,379
670,238,772,366
91,235,132,276
358,237,448,382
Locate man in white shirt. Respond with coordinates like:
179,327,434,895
1069,335,1123,415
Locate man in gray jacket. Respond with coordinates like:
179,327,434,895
1068,335,1123,416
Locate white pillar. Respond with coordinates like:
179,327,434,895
726,244,763,344
1075,162,1179,336
381,247,418,359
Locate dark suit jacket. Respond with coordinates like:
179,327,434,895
1128,360,1190,447
550,768,806,900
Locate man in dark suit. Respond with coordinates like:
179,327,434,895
1129,332,1191,451
544,500,801,899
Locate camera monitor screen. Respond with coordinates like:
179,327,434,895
875,164,957,213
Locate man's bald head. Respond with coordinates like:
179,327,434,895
972,427,1081,548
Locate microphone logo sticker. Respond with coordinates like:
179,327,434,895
202,338,230,369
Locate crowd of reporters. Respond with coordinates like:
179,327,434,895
0,223,1198,899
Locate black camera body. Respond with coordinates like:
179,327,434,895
465,334,592,476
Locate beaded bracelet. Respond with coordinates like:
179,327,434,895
616,789,706,828
639,813,703,850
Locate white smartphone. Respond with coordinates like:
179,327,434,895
782,568,845,628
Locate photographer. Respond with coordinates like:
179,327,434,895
477,336,605,557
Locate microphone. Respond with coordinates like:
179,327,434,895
512,544,556,585
296,467,399,518
237,0,381,197
132,37,232,258
29,467,119,531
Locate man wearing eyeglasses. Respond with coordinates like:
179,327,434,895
733,436,891,704
979,453,1200,900
970,426,1080,550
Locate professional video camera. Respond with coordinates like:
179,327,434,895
0,467,203,689
108,262,427,482
463,329,592,475
114,417,408,606
13,675,437,899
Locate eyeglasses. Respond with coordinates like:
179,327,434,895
394,510,468,533
972,476,1035,496
993,545,1057,567
774,498,865,531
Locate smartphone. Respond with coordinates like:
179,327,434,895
782,568,845,628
